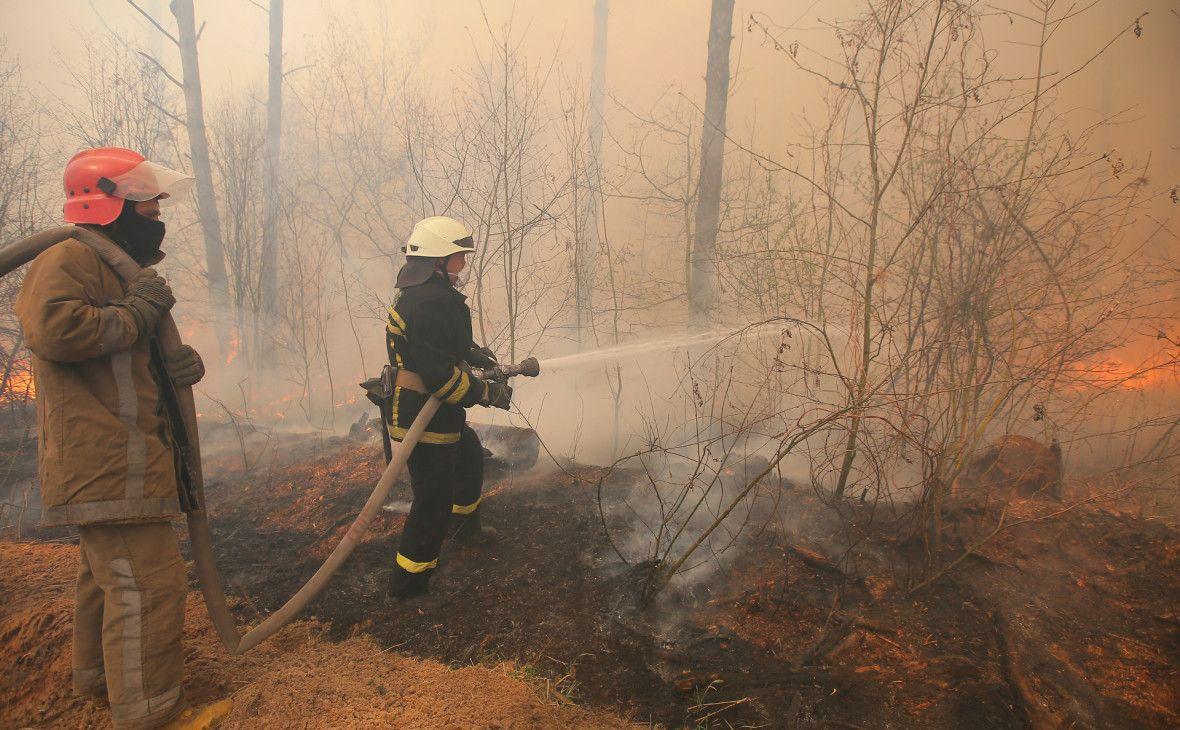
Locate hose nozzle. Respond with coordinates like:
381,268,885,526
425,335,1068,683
483,356,541,382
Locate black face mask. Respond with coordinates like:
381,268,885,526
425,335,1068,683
109,201,166,265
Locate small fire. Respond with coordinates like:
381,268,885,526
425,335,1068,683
0,366,36,404
1067,352,1179,391
224,331,241,367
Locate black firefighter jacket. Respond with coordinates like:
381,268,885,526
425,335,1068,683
385,273,487,444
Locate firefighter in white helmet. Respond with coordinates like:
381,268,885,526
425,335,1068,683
384,216,509,602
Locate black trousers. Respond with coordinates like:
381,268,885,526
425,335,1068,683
390,425,484,597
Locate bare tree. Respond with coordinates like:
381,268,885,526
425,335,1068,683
126,0,232,347
259,0,284,331
689,0,735,323
0,43,47,408
575,0,609,349
57,35,180,161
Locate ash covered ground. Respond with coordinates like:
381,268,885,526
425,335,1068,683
5,423,1172,727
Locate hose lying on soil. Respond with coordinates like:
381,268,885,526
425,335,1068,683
0,226,435,655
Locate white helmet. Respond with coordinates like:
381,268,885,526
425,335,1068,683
404,216,475,258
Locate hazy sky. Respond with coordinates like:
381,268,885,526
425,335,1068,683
2,0,1177,249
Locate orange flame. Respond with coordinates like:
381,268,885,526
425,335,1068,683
0,364,36,404
1067,352,1179,391
224,331,241,367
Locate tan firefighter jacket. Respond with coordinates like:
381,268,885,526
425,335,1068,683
14,236,181,526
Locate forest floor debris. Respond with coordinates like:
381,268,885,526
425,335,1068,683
2,431,1178,727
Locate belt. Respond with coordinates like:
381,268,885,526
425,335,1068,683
395,369,429,394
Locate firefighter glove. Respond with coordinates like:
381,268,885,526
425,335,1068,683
121,267,176,336
166,344,205,388
468,344,499,369
480,380,513,410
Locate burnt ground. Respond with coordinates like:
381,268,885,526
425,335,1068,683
1,419,1177,728
189,430,1178,728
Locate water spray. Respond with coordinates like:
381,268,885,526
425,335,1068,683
535,323,784,374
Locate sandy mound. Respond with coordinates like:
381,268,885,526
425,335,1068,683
0,540,631,729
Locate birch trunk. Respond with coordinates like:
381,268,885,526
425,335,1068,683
170,0,230,347
577,0,609,349
688,0,734,324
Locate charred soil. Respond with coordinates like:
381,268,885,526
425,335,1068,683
196,433,1179,727
3,429,1178,728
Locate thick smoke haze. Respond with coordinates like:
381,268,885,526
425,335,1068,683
0,1,1176,481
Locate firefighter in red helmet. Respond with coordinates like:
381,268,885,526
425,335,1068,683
14,148,229,728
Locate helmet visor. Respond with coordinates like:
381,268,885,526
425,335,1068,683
106,160,196,207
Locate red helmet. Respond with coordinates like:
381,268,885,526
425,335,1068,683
63,147,195,225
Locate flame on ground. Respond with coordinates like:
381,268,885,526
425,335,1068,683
0,366,35,404
1067,351,1179,391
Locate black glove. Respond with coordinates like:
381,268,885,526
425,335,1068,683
166,344,205,388
120,267,176,335
479,380,513,410
468,344,499,369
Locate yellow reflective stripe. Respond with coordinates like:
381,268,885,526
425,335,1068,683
433,368,463,400
387,424,461,445
451,496,482,515
386,307,407,336
444,371,471,404
396,553,438,573
388,386,460,444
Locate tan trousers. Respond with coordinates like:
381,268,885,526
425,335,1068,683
73,521,186,729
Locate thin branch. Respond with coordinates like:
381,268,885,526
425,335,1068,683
145,96,185,127
137,51,184,89
126,0,179,46
282,64,314,79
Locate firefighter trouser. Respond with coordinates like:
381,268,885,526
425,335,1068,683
390,425,484,597
73,521,186,729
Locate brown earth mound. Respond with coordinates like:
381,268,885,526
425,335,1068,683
0,540,631,729
966,435,1063,499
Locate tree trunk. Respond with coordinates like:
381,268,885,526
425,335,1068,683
260,0,283,324
170,0,230,347
689,0,734,324
577,0,609,350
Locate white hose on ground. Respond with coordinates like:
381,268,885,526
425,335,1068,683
230,397,438,654
0,226,435,654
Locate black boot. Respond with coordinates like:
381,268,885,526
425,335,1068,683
388,566,431,602
452,509,498,546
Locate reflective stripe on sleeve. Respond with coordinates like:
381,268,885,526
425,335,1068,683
433,368,463,400
98,307,127,354
446,371,471,404
388,308,408,333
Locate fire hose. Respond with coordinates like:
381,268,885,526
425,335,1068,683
0,226,535,655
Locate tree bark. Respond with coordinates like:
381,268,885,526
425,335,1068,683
577,0,609,349
170,0,230,346
689,0,734,324
260,0,283,326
